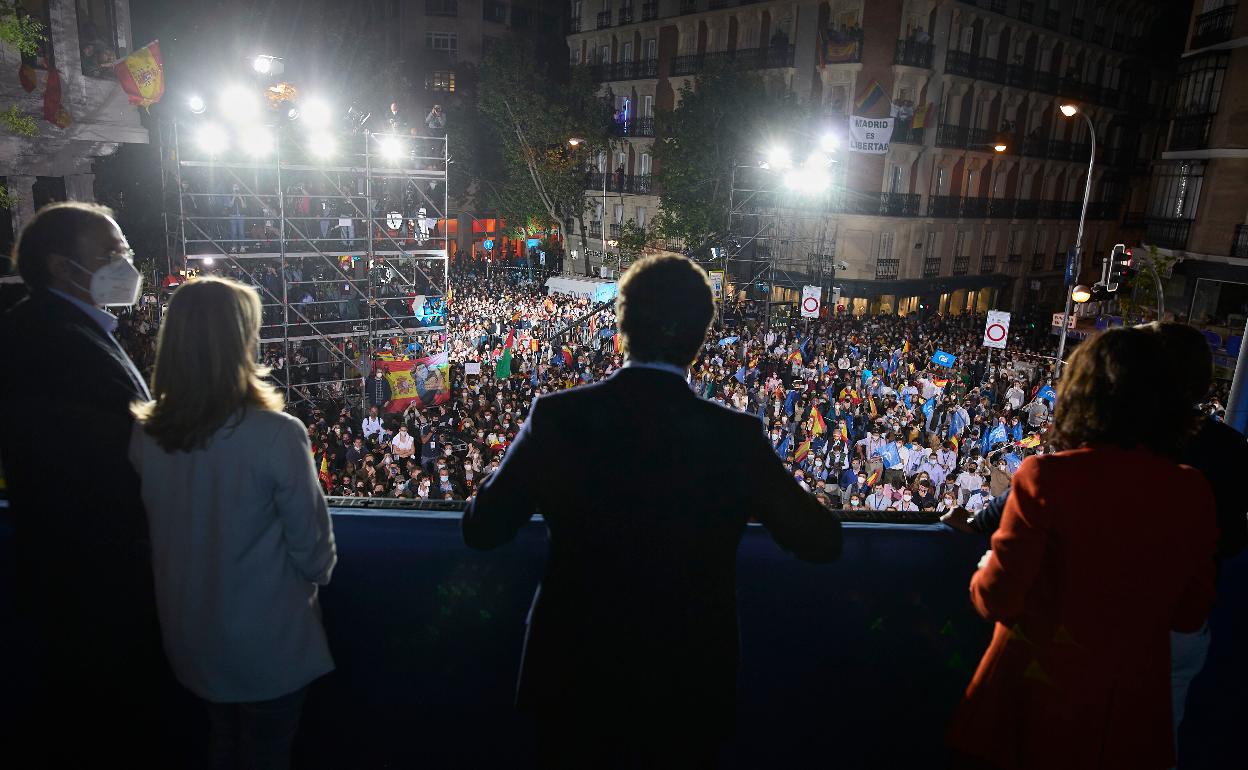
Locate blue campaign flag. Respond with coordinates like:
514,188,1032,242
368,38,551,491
775,435,791,459
902,392,913,410
921,397,934,421
862,368,873,383
1037,384,1057,406
932,350,957,368
848,344,860,359
734,365,746,384
799,335,811,360
718,335,740,347
530,366,540,388
783,389,799,416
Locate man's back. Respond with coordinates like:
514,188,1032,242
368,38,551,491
464,366,840,728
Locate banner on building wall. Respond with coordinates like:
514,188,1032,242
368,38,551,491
848,116,894,154
113,40,165,108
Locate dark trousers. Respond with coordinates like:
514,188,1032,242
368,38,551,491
206,686,307,770
536,718,721,770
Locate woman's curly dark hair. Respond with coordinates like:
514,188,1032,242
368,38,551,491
1049,326,1192,457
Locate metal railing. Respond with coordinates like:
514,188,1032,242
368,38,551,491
642,2,658,20
988,198,1015,219
618,6,633,24
875,258,900,280
1031,253,1046,271
1145,219,1192,251
1169,114,1215,151
596,10,611,28
980,254,997,274
879,192,921,216
936,124,968,148
590,58,658,82
587,172,654,194
960,197,989,218
952,255,970,275
1234,225,1248,258
679,0,697,13
1192,5,1237,49
894,39,933,68
922,257,942,278
928,194,961,217
671,45,795,75
611,115,655,137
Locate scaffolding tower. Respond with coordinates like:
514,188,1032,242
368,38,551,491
160,121,450,412
725,162,842,328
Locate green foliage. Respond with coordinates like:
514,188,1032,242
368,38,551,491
616,218,648,255
0,105,37,137
0,1,47,58
652,66,807,254
0,185,19,210
475,39,612,237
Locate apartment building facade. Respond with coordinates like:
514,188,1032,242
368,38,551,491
1,0,148,262
568,0,1173,317
1147,0,1248,331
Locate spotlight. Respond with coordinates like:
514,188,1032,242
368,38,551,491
220,85,260,123
203,256,215,266
196,124,228,154
308,133,336,158
820,134,839,152
378,136,403,161
188,95,206,114
301,99,331,126
766,146,793,170
252,54,283,75
241,126,274,157
1060,104,1078,117
783,162,831,194
993,143,1008,153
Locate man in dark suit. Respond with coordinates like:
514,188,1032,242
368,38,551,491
463,254,842,768
0,202,175,762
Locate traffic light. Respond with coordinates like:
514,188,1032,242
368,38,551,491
1106,243,1133,291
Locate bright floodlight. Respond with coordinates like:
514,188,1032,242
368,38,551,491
301,99,332,126
196,124,228,154
1060,104,1078,117
188,95,206,114
993,143,1008,153
567,136,584,147
308,133,336,158
767,146,793,170
783,161,831,194
1072,284,1093,303
820,134,839,152
202,256,215,266
241,126,274,157
253,55,273,74
220,85,260,122
378,136,403,160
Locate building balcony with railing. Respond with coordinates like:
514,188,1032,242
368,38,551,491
642,1,659,20
952,255,970,275
980,254,997,274
1052,251,1066,271
892,125,925,145
894,39,933,68
671,45,795,76
876,258,900,280
609,222,622,238
936,124,968,149
1145,218,1192,251
879,192,921,216
679,0,697,14
1169,114,1215,151
1042,7,1060,30
588,221,603,238
1192,5,1237,49
928,194,962,218
1014,200,1039,219
960,197,989,218
611,115,656,137
588,172,655,194
988,198,1015,219
922,257,942,278
591,59,659,82
1031,252,1046,271
618,5,634,24
596,10,612,28
570,16,582,32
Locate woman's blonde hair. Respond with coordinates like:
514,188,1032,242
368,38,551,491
132,276,283,452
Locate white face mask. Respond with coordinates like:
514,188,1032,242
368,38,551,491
72,257,142,307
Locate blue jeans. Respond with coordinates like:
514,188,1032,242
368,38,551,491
229,215,245,245
1170,623,1211,767
206,686,307,770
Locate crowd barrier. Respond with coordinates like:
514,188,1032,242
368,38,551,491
0,502,1241,768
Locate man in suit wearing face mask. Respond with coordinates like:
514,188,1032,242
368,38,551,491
0,202,177,763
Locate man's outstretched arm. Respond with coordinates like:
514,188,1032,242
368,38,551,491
744,419,842,563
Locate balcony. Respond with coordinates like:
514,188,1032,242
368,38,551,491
1145,218,1192,251
588,172,654,194
922,257,942,278
928,195,962,217
952,255,970,276
1031,253,1046,271
1088,201,1121,220
1038,200,1079,219
679,0,697,13
1032,71,1057,94
588,221,603,238
1042,8,1060,29
609,222,622,238
1234,225,1248,259
960,197,989,218
1014,200,1040,219
988,198,1015,219
936,124,968,148
876,258,900,280
1091,25,1104,44
1192,5,1237,49
980,254,997,274
1006,64,1032,89
1169,114,1214,151
642,1,658,20
892,125,925,145
618,6,633,24
822,32,863,64
894,39,934,68
596,10,611,28
1070,17,1084,37
611,115,655,137
1022,136,1049,158
672,46,795,75
879,192,921,217
591,59,658,82
1047,140,1075,161
1007,252,1023,263
570,17,581,32
946,49,975,78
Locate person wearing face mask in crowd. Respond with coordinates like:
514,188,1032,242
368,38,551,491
896,489,919,512
865,484,891,510
366,367,392,412
0,202,182,763
964,482,993,514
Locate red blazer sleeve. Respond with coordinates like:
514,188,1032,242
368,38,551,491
970,457,1051,622
1172,467,1219,632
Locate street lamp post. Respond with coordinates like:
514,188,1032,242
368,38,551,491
1054,104,1095,378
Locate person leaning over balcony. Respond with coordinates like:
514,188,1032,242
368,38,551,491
130,277,336,770
947,327,1218,770
463,254,842,768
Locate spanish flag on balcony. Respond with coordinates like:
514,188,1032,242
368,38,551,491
113,40,164,109
912,102,934,129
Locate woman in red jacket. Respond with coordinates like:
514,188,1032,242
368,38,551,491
948,327,1219,770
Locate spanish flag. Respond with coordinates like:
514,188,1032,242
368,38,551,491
933,377,949,389
1020,434,1041,449
839,424,849,443
810,406,826,436
318,453,330,488
561,345,574,366
869,395,878,417
794,439,811,462
530,338,539,353
112,40,164,108
787,348,803,365
950,435,960,454
866,468,881,486
902,340,911,354
613,333,622,353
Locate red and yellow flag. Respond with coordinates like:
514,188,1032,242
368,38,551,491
113,40,164,108
950,435,960,453
318,454,330,489
794,439,811,462
787,348,803,365
613,333,622,353
932,377,949,389
810,406,826,436
866,468,881,486
868,395,878,417
1020,434,1041,449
